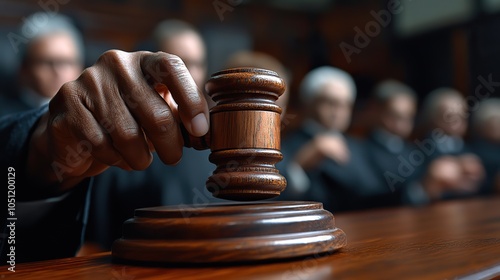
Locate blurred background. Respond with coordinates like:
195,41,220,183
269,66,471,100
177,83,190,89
3,0,500,256
1,0,499,135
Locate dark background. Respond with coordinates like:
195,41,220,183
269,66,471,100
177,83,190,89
1,0,499,136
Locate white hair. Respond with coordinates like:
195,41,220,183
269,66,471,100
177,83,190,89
20,12,84,63
473,98,500,127
299,66,356,104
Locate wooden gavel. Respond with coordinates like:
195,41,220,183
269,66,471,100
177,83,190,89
182,68,287,201
113,68,347,264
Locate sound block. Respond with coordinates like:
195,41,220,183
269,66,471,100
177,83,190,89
112,201,346,264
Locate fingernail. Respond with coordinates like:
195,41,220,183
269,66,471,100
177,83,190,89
190,113,209,137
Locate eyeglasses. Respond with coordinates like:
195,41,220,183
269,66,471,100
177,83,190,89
27,58,81,70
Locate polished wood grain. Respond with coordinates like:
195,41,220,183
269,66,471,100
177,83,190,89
112,201,346,263
111,68,346,264
3,197,500,279
184,67,287,201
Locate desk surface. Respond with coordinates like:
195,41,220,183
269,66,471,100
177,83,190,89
2,197,500,280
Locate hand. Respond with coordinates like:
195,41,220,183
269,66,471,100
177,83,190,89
294,133,349,170
27,50,209,193
314,134,350,164
422,154,484,200
457,153,485,188
422,156,462,200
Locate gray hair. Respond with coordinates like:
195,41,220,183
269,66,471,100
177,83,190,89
421,87,463,123
152,19,201,49
373,79,417,103
472,98,500,128
299,66,356,104
19,12,84,63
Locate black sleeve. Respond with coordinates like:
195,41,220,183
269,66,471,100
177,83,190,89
1,107,92,262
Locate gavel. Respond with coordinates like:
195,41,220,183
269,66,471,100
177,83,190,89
182,67,287,201
112,68,346,264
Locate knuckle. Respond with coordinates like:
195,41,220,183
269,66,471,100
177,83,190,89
151,106,174,122
97,49,126,65
97,50,130,79
164,52,181,61
162,53,185,68
79,67,101,91
49,83,82,127
86,133,108,153
76,67,109,109
54,81,82,106
147,108,176,135
115,126,142,145
57,80,76,96
124,83,145,100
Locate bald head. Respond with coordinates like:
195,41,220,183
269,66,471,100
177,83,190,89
422,88,467,137
473,98,500,142
300,66,356,132
153,20,206,87
373,80,417,138
225,51,289,115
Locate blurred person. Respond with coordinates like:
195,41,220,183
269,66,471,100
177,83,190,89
85,20,216,252
469,98,500,195
280,66,381,212
364,80,421,200
153,19,207,89
420,88,468,156
0,12,83,117
406,88,485,204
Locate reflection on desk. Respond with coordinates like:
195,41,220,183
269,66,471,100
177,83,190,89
1,197,500,280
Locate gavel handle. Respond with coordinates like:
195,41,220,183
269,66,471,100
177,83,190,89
180,124,211,151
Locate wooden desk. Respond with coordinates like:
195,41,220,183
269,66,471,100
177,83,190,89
2,197,500,279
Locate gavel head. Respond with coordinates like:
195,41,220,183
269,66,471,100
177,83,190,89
202,67,287,201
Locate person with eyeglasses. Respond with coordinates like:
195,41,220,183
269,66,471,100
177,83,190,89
0,12,83,117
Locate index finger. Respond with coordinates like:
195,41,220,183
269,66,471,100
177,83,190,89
141,52,209,137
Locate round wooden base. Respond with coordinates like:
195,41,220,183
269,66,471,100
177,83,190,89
112,201,346,264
